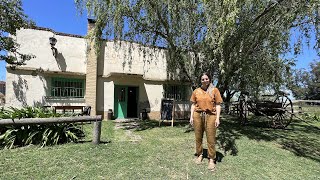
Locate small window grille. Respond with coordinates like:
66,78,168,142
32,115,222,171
51,77,85,98
164,85,187,101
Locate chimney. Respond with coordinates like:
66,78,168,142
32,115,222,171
85,18,98,116
87,18,96,32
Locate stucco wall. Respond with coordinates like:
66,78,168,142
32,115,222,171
14,29,169,79
6,28,87,108
143,83,164,112
14,29,87,73
102,42,168,81
6,69,86,107
6,69,47,107
96,77,114,112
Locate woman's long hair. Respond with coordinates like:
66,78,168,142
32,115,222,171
207,83,215,98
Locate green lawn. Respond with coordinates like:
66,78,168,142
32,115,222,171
0,116,319,179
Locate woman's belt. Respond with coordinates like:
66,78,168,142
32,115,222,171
195,110,213,114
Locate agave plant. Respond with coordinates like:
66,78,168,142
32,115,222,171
0,107,12,119
0,129,18,149
0,106,85,149
40,124,84,147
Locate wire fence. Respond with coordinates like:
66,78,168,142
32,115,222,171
292,100,320,115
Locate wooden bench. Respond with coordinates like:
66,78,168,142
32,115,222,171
53,106,84,114
44,106,91,115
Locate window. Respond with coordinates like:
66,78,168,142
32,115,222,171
51,77,85,98
164,85,188,101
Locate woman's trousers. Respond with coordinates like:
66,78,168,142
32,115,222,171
193,111,217,159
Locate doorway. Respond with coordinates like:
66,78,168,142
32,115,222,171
114,85,138,119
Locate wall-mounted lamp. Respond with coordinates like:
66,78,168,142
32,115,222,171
49,36,58,57
31,70,38,76
31,67,44,77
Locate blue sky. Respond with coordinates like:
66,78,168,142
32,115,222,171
0,0,318,81
0,0,87,81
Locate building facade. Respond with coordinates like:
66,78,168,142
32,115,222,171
5,20,191,120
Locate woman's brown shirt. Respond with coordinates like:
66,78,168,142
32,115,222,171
190,87,223,114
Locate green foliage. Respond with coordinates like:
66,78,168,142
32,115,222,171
0,106,84,149
0,0,35,66
302,113,320,122
0,106,69,119
290,60,320,99
75,0,319,103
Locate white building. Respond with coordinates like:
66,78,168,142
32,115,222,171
5,19,191,120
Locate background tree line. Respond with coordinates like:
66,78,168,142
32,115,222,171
290,61,320,100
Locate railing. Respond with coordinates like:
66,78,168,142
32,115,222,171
51,87,84,98
228,100,320,115
163,85,188,101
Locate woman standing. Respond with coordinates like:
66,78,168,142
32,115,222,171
190,72,223,172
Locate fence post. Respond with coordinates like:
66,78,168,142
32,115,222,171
92,121,102,144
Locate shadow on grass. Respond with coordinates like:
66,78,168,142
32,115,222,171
216,117,242,156
228,115,320,163
114,119,190,131
184,118,240,157
113,116,320,163
114,119,239,158
196,149,225,163
114,119,160,131
78,140,112,144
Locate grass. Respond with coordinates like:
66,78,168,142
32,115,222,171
293,103,320,116
0,116,319,179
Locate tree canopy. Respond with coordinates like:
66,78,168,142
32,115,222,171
290,60,320,100
0,0,35,66
75,0,320,101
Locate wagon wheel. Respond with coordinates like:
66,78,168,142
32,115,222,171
238,93,248,125
272,94,293,129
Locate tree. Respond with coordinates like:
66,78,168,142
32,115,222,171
0,0,35,66
202,0,318,101
308,60,320,99
290,60,320,100
75,0,319,104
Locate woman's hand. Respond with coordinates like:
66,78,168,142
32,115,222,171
189,117,194,126
215,104,221,128
190,104,195,126
215,119,220,127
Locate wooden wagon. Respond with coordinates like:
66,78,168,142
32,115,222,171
237,91,294,129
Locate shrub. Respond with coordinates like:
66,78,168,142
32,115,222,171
0,106,85,149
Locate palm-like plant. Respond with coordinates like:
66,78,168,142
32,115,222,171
0,106,85,149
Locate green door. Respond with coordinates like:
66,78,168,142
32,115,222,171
114,86,128,118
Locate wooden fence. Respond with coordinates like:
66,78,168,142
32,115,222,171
292,100,320,114
227,100,320,115
0,115,102,144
